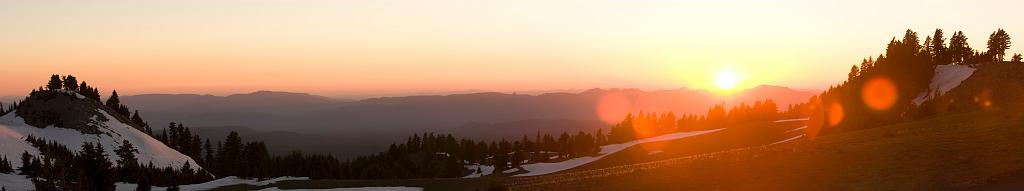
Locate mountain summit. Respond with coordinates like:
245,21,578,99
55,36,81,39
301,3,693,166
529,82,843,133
0,90,199,170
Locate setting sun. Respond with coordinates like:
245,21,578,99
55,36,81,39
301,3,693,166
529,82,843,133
714,70,741,90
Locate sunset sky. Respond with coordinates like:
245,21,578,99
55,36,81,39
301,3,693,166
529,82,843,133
1,0,1021,98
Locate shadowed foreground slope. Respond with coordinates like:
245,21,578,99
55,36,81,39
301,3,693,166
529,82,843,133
504,109,1024,190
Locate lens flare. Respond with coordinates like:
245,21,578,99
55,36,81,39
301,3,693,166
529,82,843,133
805,97,825,140
861,76,899,111
975,89,993,109
596,92,632,125
827,101,844,126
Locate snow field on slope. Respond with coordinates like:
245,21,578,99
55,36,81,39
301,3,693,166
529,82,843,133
0,110,198,170
913,64,976,105
513,128,724,177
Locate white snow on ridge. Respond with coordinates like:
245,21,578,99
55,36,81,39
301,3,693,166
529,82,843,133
913,64,976,105
0,117,41,168
0,110,199,170
514,128,724,177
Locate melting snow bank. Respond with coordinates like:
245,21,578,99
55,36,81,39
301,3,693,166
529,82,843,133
913,64,976,105
256,187,424,191
0,173,33,191
115,176,309,191
514,128,724,177
771,134,805,145
0,110,199,169
784,126,809,134
462,164,496,178
773,118,809,123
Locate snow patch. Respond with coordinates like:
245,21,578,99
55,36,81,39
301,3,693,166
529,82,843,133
0,173,33,191
0,109,199,170
773,118,809,123
771,134,805,145
913,64,976,105
462,164,495,178
115,176,309,191
514,128,723,177
51,90,86,99
256,187,424,191
502,168,520,173
0,113,41,168
783,126,808,134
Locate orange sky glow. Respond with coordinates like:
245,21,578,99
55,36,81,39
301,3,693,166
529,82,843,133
1,0,1022,98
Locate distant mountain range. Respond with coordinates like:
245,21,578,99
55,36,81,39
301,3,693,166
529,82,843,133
120,86,817,157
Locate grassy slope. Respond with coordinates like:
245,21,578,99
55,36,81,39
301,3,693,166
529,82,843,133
506,109,1024,190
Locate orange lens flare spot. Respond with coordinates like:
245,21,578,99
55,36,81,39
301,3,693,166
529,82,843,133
861,76,899,111
827,101,844,126
633,120,657,139
596,92,632,125
975,89,993,109
806,108,825,139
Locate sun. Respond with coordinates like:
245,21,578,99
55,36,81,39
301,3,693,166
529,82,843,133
714,70,741,90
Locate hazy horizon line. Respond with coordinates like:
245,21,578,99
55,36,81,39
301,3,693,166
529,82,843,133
0,84,822,102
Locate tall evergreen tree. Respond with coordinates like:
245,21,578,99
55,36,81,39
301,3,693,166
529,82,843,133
130,111,145,127
217,132,243,175
931,29,949,65
923,35,933,57
79,142,115,191
19,151,32,176
115,140,139,182
849,65,860,80
63,75,79,92
203,139,214,168
492,140,510,172
79,81,102,101
240,141,269,178
115,140,139,165
47,74,63,91
902,29,921,51
0,156,13,173
106,90,122,110
949,31,972,65
988,28,1012,61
